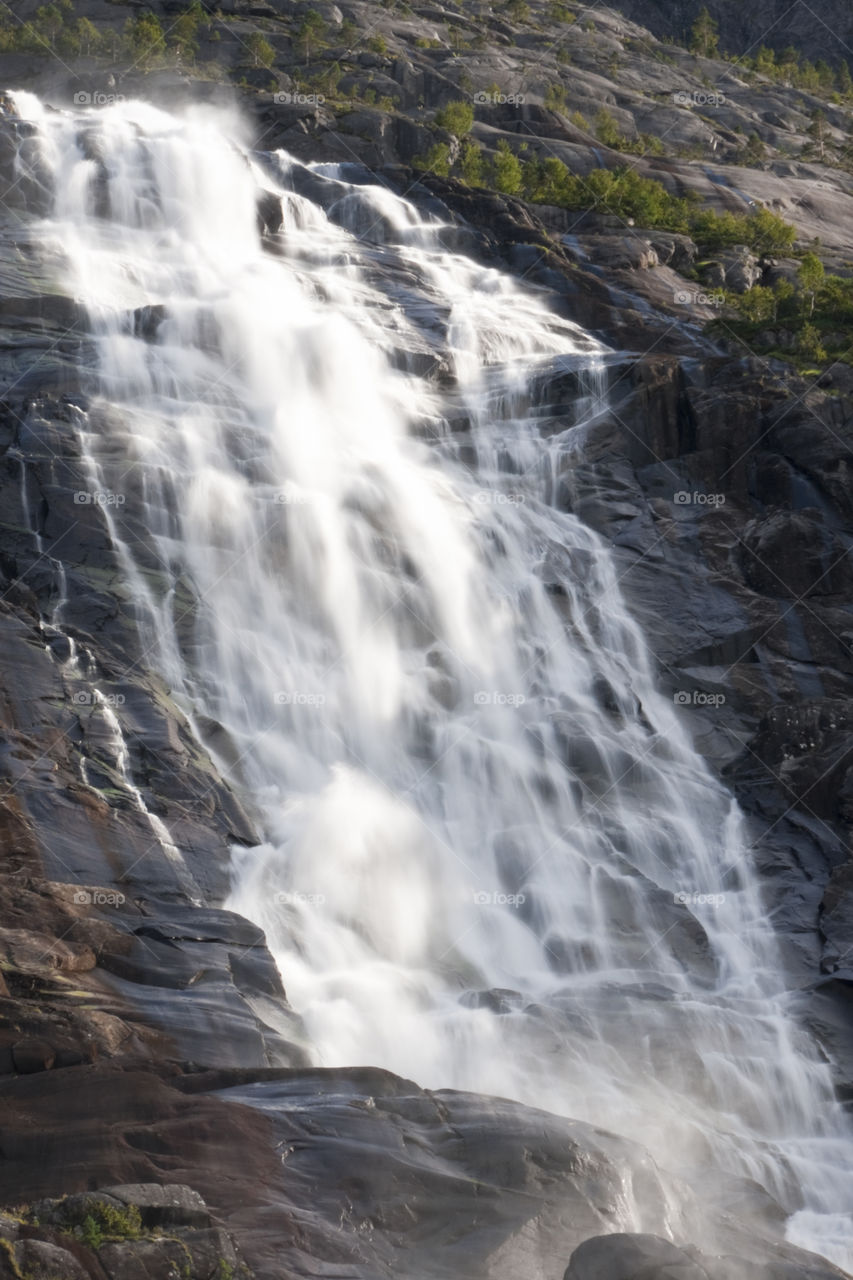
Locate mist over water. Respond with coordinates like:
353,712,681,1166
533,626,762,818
11,92,853,1266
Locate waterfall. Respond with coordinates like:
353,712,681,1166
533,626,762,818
9,91,853,1266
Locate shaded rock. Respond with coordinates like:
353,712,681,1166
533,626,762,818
565,1233,711,1280
16,1239,89,1280
739,510,852,599
100,1184,211,1230
11,1040,56,1074
647,233,698,274
728,699,853,823
720,247,762,293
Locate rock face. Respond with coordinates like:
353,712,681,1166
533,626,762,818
0,1183,250,1280
0,1060,844,1280
565,1233,845,1280
609,1,853,65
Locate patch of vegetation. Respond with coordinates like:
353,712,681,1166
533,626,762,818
0,1,215,67
593,108,665,156
61,1201,143,1247
243,31,274,69
689,6,719,58
434,99,474,137
543,82,567,112
690,206,797,255
710,261,853,370
412,141,452,176
504,0,529,22
745,44,852,98
296,9,326,64
492,137,524,193
0,1238,22,1280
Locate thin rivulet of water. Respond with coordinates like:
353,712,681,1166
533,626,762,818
9,93,853,1266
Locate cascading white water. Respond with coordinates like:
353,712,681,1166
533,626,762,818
9,92,853,1266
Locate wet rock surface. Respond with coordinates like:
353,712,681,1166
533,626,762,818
564,1232,845,1280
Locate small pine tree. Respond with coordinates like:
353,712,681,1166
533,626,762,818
459,139,484,185
805,108,828,161
297,10,326,65
76,16,102,56
797,251,825,315
797,322,827,364
125,12,166,67
491,138,523,194
736,285,774,324
742,132,766,165
434,100,474,137
413,142,451,176
170,2,204,62
754,45,776,78
245,32,275,69
689,6,719,58
595,108,623,149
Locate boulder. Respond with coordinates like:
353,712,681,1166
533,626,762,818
99,1184,211,1230
16,1239,88,1280
739,509,852,599
565,1233,711,1280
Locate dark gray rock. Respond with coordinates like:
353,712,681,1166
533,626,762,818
565,1233,711,1280
99,1183,211,1230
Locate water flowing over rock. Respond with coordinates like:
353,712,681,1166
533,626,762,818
0,90,851,1278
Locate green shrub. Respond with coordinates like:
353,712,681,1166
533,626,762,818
798,322,827,362
244,31,274,68
594,107,623,148
491,138,523,194
124,11,166,65
543,83,567,111
689,206,796,255
59,1200,143,1248
296,9,325,62
413,142,451,176
459,139,484,185
434,99,474,137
